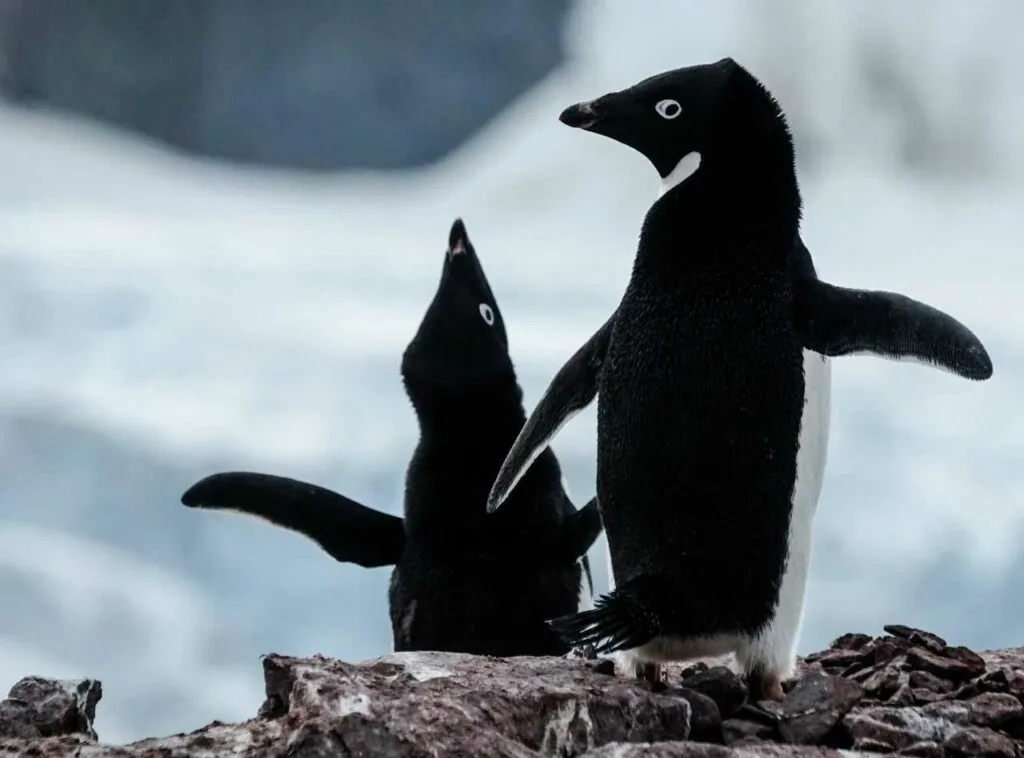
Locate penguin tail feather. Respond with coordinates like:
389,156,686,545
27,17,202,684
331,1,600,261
547,580,660,654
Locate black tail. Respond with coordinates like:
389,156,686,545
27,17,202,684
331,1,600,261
547,577,661,654
181,471,405,568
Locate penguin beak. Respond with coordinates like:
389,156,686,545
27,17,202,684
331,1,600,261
558,99,604,132
447,217,469,260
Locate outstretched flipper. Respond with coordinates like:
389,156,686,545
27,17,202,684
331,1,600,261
793,272,993,380
181,471,405,568
559,496,603,567
548,576,662,655
487,313,616,513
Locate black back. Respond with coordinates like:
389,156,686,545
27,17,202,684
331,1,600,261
392,218,596,655
582,59,807,636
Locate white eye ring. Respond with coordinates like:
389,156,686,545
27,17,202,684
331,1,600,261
655,99,682,120
479,303,495,325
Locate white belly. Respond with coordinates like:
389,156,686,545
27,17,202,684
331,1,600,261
602,350,832,679
739,349,832,676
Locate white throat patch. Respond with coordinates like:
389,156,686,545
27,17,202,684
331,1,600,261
658,151,702,198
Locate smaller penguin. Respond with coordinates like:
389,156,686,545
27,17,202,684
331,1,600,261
485,58,993,699
183,218,603,658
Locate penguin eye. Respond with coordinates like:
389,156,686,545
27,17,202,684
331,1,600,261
479,303,495,326
655,99,682,120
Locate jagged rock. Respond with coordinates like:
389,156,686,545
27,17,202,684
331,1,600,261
670,688,722,741
4,626,1024,757
944,726,1018,758
721,718,778,746
0,676,101,741
909,648,987,683
583,744,881,757
776,672,864,744
679,666,748,720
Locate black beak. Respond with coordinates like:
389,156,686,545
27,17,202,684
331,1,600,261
558,100,602,131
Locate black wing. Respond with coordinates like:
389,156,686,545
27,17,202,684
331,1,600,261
181,471,405,568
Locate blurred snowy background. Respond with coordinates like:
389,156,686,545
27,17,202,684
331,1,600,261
0,0,1020,745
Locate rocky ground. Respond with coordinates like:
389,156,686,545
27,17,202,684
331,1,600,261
1,625,1022,757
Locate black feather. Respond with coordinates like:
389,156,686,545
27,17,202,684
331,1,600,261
548,581,661,655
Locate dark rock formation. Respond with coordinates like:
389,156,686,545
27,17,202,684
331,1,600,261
0,0,571,170
0,675,100,741
5,625,1024,757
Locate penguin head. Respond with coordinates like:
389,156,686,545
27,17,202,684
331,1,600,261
558,57,790,191
401,218,514,394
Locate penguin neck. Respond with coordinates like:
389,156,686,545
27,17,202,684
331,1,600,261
644,134,801,274
411,375,528,451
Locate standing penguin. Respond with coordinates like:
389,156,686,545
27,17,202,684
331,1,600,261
182,218,602,657
486,58,993,697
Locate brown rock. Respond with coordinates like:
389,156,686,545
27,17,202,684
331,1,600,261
862,661,909,701
808,649,870,672
830,633,874,651
873,637,914,664
670,687,721,741
844,702,970,752
967,693,1024,729
884,626,949,654
0,677,101,741
5,625,1024,757
776,673,864,745
581,745,875,757
721,718,777,746
911,671,956,694
680,667,748,720
901,741,946,758
943,726,1018,758
908,648,987,683
913,689,951,705
888,685,918,707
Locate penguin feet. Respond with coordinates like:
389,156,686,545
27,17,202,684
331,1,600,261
745,667,785,702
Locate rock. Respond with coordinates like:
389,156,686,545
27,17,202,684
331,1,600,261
862,661,909,700
901,741,946,758
885,626,950,653
0,0,571,170
671,687,722,742
968,694,1024,729
680,667,748,720
0,676,101,740
830,633,875,651
777,673,865,745
721,718,778,746
944,726,1018,758
581,744,870,757
5,625,1024,757
911,671,956,694
909,649,987,683
844,702,971,752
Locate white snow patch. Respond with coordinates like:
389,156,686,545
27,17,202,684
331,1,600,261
334,693,372,717
541,699,594,756
377,652,454,682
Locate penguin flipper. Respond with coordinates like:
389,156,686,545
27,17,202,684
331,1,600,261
181,471,405,568
560,496,603,565
794,278,993,381
548,576,661,654
486,313,616,513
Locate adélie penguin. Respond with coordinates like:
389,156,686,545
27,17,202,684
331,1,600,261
182,218,603,657
486,58,993,698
